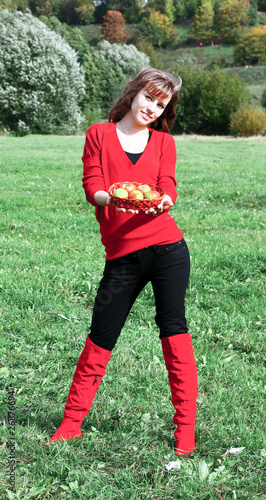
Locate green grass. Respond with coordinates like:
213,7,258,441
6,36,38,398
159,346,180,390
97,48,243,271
0,134,265,499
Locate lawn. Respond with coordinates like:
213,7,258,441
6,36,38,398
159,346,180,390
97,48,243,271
0,134,265,499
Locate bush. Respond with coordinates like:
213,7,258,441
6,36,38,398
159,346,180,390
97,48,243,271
137,10,174,47
230,107,266,136
171,64,247,135
100,10,127,43
83,41,150,119
0,8,85,135
234,25,266,65
261,88,266,108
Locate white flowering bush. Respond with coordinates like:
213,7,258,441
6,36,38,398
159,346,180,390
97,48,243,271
96,40,150,79
0,8,86,135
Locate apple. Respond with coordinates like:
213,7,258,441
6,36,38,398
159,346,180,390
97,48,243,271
138,184,151,194
119,182,136,193
113,188,129,198
144,190,161,200
129,189,144,200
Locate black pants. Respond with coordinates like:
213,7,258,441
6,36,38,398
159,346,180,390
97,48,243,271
89,239,190,351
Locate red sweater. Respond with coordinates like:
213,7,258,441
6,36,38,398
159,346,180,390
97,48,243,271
82,122,183,260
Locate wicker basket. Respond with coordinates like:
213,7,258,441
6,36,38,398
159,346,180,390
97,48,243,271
108,182,164,212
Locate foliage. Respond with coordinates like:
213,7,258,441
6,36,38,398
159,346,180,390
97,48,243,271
94,0,144,24
100,9,127,43
262,87,266,107
0,8,85,135
215,0,251,42
234,25,266,65
171,64,247,135
230,106,266,135
248,0,259,25
29,0,95,24
193,0,215,43
137,10,174,47
83,41,150,119
135,39,162,68
39,14,91,64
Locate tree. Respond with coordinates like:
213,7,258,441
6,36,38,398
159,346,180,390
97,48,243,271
171,63,247,135
215,0,251,42
0,8,85,134
234,24,266,65
101,10,127,43
137,10,174,47
193,1,215,42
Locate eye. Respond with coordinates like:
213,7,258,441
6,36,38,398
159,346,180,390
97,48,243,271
145,94,152,101
157,103,165,109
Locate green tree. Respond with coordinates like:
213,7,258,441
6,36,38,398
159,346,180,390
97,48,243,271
215,0,250,42
164,0,175,22
171,63,246,135
193,1,215,42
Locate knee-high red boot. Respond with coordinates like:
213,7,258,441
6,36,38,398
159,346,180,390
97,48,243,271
48,336,112,443
161,333,198,457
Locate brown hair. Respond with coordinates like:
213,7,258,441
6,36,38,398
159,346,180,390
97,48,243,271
109,68,182,133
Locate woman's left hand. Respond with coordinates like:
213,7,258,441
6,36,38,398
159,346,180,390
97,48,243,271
145,194,173,216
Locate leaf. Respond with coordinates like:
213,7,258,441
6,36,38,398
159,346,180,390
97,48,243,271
165,460,182,471
198,460,209,481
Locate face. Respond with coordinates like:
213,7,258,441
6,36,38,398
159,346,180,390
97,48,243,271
130,89,172,127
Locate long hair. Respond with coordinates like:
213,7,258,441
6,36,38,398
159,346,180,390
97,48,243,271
109,68,182,133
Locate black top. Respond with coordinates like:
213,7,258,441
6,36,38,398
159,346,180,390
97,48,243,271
125,130,152,165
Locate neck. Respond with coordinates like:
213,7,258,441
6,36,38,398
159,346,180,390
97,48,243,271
117,113,148,136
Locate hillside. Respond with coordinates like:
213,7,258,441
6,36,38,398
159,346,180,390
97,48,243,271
80,23,266,110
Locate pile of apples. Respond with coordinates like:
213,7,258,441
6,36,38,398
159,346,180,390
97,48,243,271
112,182,161,201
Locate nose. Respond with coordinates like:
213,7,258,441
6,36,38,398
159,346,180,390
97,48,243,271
146,100,157,113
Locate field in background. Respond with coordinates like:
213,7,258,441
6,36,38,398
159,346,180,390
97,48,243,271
0,135,265,499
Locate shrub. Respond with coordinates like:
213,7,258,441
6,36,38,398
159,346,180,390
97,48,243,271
230,107,266,136
84,41,150,118
135,39,162,69
215,0,250,43
261,88,266,108
171,64,247,135
234,25,266,65
0,8,85,135
100,10,127,43
137,10,174,47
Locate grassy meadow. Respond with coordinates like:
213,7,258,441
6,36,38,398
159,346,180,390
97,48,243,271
0,134,265,499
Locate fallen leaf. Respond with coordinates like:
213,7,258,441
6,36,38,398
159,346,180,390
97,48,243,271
165,460,182,471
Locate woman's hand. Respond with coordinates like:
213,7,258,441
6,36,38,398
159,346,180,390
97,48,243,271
145,194,173,216
94,191,139,214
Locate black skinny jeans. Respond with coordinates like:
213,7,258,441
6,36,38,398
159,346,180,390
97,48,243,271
89,239,190,351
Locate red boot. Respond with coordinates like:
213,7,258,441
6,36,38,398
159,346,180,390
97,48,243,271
161,333,198,457
48,336,112,443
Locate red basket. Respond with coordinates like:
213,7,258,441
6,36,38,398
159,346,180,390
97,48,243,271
108,182,164,212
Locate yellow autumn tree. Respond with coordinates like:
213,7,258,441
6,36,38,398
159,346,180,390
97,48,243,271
138,10,174,47
234,25,266,65
215,0,250,42
193,1,215,43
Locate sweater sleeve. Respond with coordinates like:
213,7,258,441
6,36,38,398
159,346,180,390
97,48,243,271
157,134,177,204
81,125,106,206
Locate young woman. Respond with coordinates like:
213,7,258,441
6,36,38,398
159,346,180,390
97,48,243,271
48,68,198,457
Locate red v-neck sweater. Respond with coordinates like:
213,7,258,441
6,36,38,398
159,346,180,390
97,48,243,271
82,122,183,260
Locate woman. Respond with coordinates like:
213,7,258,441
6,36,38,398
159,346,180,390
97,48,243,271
48,68,198,457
